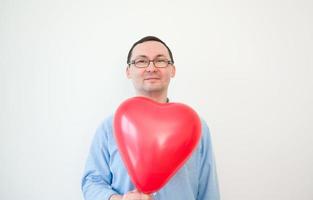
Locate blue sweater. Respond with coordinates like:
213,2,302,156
81,114,220,200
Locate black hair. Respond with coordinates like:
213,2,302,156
127,36,174,65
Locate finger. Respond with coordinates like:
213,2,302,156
130,189,138,193
123,192,141,200
140,193,153,200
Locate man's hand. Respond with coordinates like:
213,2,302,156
110,190,153,200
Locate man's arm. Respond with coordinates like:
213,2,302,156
81,121,118,200
110,190,153,200
197,121,220,200
109,194,122,200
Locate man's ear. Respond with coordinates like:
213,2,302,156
170,65,176,78
126,65,131,79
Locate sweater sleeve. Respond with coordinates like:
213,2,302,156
81,120,118,200
197,121,220,200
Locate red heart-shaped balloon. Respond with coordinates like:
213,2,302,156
113,97,201,194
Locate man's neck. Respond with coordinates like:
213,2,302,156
136,92,168,103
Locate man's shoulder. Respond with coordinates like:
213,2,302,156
101,113,114,124
198,117,213,144
199,116,210,131
101,113,115,126
95,113,115,135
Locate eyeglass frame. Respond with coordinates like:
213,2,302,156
127,57,174,68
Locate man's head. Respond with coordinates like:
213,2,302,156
127,36,174,65
126,36,176,97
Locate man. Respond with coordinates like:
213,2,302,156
81,36,220,200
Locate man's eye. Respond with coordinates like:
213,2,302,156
155,59,166,63
136,59,148,64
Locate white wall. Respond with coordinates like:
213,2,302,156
1,0,312,199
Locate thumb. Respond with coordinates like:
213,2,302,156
131,189,138,193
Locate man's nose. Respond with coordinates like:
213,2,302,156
146,61,157,72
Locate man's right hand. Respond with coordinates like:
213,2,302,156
110,190,153,200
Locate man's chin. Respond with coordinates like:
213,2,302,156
142,85,163,93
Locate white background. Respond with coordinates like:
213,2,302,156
1,0,312,199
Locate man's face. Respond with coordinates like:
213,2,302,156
126,41,176,95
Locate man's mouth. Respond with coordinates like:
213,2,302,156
144,77,160,80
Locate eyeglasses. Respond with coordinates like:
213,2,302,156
128,57,174,68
